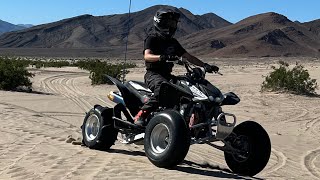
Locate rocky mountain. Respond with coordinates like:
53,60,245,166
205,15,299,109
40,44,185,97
302,19,320,37
180,12,320,57
0,6,319,58
0,5,231,49
17,24,34,28
0,20,28,35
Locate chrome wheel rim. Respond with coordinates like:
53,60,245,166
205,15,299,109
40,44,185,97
85,114,100,141
150,123,170,154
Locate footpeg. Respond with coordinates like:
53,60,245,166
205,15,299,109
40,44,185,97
121,133,145,144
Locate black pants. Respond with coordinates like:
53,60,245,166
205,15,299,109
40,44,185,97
141,71,174,111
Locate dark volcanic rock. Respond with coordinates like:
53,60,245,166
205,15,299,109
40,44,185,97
302,19,320,36
259,29,294,46
234,22,262,35
283,26,305,36
210,40,225,49
269,12,291,24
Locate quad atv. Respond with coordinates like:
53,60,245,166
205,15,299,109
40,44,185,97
81,59,271,177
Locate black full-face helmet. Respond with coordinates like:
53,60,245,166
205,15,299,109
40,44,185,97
153,8,180,38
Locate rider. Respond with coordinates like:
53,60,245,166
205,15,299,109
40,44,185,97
134,8,219,126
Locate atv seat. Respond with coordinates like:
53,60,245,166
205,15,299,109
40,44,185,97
127,81,152,95
125,81,152,105
106,76,149,116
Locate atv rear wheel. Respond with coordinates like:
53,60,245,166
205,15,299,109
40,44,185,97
224,121,271,176
144,110,190,168
82,106,118,150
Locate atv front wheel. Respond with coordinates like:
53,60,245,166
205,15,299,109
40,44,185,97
82,106,118,150
224,121,271,176
144,110,190,168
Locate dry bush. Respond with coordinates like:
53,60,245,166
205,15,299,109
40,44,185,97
261,61,318,95
0,57,33,91
75,60,136,85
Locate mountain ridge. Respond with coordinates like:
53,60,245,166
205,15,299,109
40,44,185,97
180,12,320,57
0,5,231,49
0,6,319,58
0,19,32,35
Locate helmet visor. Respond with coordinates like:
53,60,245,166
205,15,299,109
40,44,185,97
160,12,180,21
158,19,178,29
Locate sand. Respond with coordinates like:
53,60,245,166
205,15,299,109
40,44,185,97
0,58,320,179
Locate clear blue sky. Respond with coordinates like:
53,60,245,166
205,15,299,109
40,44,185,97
1,0,319,25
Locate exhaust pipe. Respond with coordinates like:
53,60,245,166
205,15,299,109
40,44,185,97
107,91,125,105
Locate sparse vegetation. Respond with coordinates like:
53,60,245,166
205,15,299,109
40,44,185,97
261,61,318,95
0,57,34,91
0,56,136,90
76,60,136,85
31,60,71,68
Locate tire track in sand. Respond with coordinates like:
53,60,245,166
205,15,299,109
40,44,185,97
261,148,287,176
41,72,113,113
304,148,320,179
304,108,320,135
0,106,61,179
0,103,94,179
42,74,90,112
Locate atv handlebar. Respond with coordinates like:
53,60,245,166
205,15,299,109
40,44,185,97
171,57,222,76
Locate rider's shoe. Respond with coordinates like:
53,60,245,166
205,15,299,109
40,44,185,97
134,110,148,126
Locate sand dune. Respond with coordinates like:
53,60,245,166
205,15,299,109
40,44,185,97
0,58,320,179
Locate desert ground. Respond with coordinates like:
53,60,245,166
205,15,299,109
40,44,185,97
0,57,320,179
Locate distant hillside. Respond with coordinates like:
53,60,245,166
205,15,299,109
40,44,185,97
303,19,320,37
0,20,29,35
0,5,231,49
181,12,320,57
0,6,319,58
17,24,34,28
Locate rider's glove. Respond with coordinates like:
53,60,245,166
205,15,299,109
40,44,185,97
203,63,219,73
160,55,179,62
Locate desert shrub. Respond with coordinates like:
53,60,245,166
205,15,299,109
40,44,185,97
75,60,136,85
261,61,318,95
75,60,101,70
0,56,34,91
0,56,136,88
31,60,71,68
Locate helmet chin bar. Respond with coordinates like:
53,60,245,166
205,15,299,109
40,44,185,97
155,27,177,38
